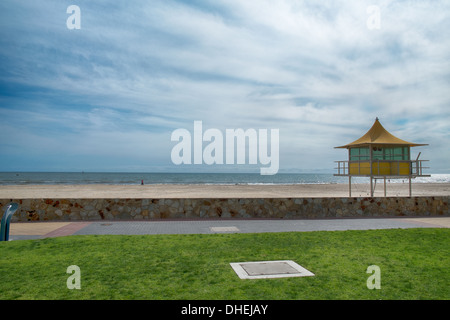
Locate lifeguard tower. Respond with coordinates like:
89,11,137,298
334,118,429,197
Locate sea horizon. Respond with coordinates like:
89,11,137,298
0,172,448,186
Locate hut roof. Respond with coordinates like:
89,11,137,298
335,118,428,149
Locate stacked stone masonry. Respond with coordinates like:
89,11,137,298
0,197,448,221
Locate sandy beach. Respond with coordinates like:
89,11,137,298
0,183,449,199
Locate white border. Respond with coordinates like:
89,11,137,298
230,260,315,279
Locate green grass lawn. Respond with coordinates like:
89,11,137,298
0,228,448,300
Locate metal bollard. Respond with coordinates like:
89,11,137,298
0,203,19,241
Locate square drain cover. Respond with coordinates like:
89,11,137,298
230,260,314,279
210,226,240,232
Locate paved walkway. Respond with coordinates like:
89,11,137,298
7,217,450,240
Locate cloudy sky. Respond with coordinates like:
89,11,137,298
0,0,449,173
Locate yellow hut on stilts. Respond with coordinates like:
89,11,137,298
334,118,430,197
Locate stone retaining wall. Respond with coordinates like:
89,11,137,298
1,196,448,221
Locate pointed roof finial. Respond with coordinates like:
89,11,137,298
375,117,379,121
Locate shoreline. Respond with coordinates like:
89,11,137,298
1,183,449,199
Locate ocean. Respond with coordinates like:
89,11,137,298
0,172,448,186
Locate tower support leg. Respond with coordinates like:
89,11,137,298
370,177,374,197
409,176,412,197
349,176,352,197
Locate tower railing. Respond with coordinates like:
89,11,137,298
334,159,429,177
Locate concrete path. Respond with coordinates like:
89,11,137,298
7,217,449,240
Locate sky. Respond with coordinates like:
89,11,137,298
0,0,449,174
